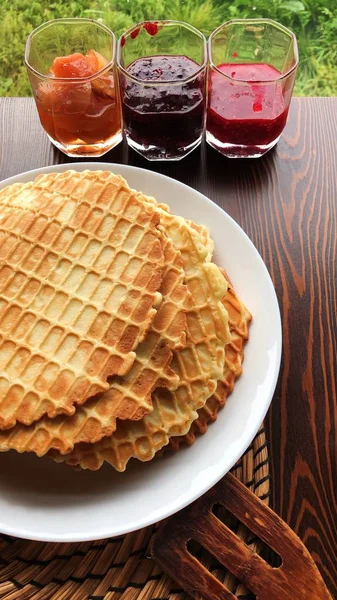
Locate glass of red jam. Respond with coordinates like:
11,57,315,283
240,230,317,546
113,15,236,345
117,21,207,161
206,19,298,158
25,19,123,157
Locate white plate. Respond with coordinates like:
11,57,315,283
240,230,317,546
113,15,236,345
0,163,281,542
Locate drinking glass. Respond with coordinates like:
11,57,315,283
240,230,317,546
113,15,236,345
25,18,122,157
117,21,207,161
206,19,298,158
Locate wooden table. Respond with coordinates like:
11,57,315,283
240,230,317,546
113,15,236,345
1,97,336,597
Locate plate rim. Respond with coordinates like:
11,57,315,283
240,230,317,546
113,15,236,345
0,162,282,542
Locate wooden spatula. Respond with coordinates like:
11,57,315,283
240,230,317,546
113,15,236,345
151,472,332,600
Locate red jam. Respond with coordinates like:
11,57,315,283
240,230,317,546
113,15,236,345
120,55,205,159
207,63,289,153
144,22,159,36
131,27,141,40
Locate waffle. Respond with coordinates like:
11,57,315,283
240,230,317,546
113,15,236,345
131,183,214,262
187,221,214,261
54,206,232,471
164,274,252,452
0,170,164,430
0,222,190,456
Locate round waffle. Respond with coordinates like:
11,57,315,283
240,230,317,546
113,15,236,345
0,170,165,429
0,219,190,456
54,205,231,471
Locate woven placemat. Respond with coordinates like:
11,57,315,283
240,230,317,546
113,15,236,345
0,424,270,600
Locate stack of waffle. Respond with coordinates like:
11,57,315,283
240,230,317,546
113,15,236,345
0,170,251,471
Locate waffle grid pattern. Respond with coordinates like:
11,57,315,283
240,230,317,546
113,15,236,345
0,171,164,429
167,275,252,451
0,225,191,457
58,209,231,471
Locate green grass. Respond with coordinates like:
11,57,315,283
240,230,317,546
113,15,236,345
1,0,336,96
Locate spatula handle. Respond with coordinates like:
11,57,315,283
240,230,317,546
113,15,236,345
152,473,333,600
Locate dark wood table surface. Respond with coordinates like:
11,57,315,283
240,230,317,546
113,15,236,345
1,96,336,597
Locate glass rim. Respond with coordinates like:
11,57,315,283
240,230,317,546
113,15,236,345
117,20,207,86
208,18,299,83
25,18,116,82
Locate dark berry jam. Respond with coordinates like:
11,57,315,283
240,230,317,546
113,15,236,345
120,55,206,160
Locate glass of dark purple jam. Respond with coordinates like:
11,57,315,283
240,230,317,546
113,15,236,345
207,19,298,158
117,21,207,161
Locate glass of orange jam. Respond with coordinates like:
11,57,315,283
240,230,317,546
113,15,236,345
25,18,123,157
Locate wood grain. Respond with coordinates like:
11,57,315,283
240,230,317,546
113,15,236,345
152,473,333,600
0,96,337,597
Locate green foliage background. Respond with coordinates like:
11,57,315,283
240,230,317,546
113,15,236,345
1,0,336,96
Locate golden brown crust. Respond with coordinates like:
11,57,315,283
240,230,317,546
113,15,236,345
0,191,190,456
163,272,252,453
0,170,165,429
53,211,231,471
